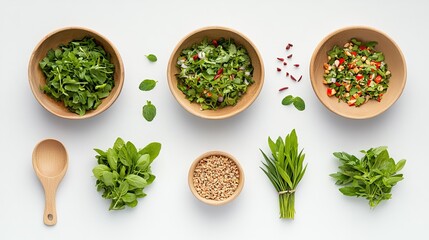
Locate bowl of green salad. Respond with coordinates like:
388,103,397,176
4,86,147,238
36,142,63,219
310,26,406,119
29,26,124,119
167,26,264,119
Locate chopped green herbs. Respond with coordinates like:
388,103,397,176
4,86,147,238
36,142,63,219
330,146,405,208
260,129,307,219
176,38,254,110
139,79,157,91
324,38,390,107
93,138,161,210
145,54,157,62
142,101,156,122
39,37,115,115
281,95,305,111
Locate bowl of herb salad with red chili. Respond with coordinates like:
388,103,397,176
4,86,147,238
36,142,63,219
310,26,406,119
167,26,264,120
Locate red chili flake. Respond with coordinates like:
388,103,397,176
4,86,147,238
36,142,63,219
277,57,285,61
193,54,198,61
293,64,300,67
298,75,302,82
286,44,291,50
335,82,341,87
286,72,289,77
291,75,297,81
287,54,293,59
278,86,289,92
212,39,218,47
277,67,281,72
288,43,294,47
283,62,287,66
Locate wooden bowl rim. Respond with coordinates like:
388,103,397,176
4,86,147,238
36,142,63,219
309,25,407,119
188,150,245,206
167,26,264,120
28,26,125,120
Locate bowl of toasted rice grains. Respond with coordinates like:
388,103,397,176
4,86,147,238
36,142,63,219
188,151,244,206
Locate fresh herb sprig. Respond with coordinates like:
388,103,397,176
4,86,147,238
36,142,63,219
260,129,307,219
93,138,161,210
39,37,115,115
330,146,405,208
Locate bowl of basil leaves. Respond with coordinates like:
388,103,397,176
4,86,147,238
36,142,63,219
29,26,124,119
167,26,264,120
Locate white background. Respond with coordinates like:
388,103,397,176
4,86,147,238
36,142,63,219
0,0,427,239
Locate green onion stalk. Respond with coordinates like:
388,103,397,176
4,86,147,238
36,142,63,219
260,129,307,219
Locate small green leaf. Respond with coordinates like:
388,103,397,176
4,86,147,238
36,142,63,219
106,148,118,171
102,171,114,187
139,79,157,91
143,101,156,122
282,95,294,105
126,174,147,188
145,54,157,62
395,159,406,172
118,181,129,196
122,193,136,203
293,97,305,111
136,154,150,169
138,142,161,163
339,187,358,196
92,164,110,179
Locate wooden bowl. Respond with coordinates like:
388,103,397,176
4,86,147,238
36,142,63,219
28,26,124,119
310,26,406,119
188,151,244,206
167,26,264,120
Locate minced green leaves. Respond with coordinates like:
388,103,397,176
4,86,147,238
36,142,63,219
139,79,157,91
39,37,115,116
330,146,406,208
92,138,161,210
145,54,157,62
260,129,307,219
142,101,156,122
282,95,305,111
176,38,254,110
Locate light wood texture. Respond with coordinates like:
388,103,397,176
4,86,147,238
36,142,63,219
28,26,124,119
310,26,407,119
32,139,68,226
188,151,244,206
167,26,264,120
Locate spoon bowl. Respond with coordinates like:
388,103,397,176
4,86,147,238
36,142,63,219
32,139,68,226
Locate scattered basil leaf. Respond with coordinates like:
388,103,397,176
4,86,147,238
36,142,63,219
93,138,161,210
39,37,115,115
139,79,157,91
143,101,156,122
145,54,157,62
282,95,306,111
293,97,305,111
330,146,406,208
281,95,294,105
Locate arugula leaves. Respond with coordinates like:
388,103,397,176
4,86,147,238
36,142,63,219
260,129,307,219
330,146,406,208
93,138,161,210
39,37,115,115
282,95,305,111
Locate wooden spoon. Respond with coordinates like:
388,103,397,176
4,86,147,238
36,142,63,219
32,139,68,226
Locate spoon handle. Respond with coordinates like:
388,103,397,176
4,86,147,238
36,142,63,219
43,184,57,226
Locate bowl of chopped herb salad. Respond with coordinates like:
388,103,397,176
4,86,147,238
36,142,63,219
29,26,124,119
310,26,406,119
167,26,264,119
